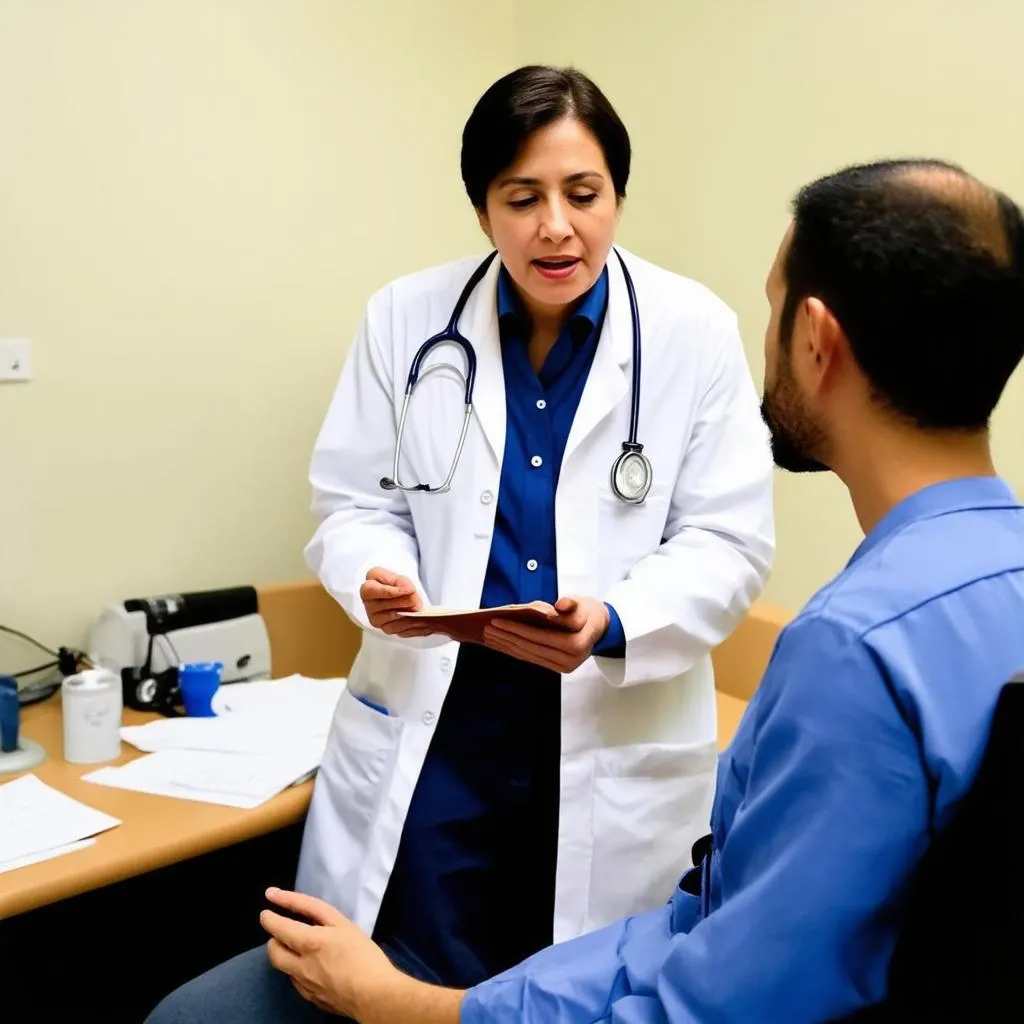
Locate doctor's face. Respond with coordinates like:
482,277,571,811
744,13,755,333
761,226,829,473
477,117,620,321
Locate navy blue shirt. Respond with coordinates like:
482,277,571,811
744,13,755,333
481,265,625,654
373,266,624,987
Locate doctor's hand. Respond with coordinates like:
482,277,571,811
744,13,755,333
483,596,611,674
360,568,433,638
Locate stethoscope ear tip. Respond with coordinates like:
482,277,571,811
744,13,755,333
379,477,397,491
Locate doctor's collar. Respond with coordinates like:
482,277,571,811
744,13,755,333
496,264,608,348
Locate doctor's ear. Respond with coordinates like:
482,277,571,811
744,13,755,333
475,206,494,244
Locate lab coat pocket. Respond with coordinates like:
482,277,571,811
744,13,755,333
586,740,717,932
321,686,405,848
298,685,406,920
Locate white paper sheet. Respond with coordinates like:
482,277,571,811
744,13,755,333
97,676,342,809
119,676,345,757
119,716,328,757
211,675,345,723
0,838,96,875
84,747,322,809
0,774,120,870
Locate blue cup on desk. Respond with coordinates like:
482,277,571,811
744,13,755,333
178,662,223,717
0,675,19,753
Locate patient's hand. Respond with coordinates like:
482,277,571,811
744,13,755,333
261,888,464,1024
262,887,395,1018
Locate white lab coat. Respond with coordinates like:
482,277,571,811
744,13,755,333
296,248,774,944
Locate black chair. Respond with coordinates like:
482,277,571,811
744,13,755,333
838,674,1024,1021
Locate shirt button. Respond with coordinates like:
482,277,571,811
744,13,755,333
440,656,452,672
422,711,437,726
536,399,547,410
480,490,493,504
526,559,538,572
530,455,543,468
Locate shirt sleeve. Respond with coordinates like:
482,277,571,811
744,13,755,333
464,615,932,1023
304,290,446,650
592,603,626,658
460,907,669,1024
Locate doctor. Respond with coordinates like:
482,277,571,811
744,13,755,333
295,63,773,991
145,64,773,1022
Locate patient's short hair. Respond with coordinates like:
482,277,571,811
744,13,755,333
783,159,1024,430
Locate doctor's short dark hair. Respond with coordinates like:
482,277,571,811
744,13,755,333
780,158,1024,431
460,65,631,210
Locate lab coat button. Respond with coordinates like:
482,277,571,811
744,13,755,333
530,455,543,468
526,559,538,572
422,710,436,726
440,656,452,672
480,490,493,504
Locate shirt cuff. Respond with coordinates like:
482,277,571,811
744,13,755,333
592,603,626,658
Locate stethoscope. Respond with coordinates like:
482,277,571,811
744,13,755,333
380,247,652,504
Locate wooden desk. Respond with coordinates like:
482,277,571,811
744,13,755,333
716,690,748,752
0,583,785,921
0,580,350,923
0,699,313,921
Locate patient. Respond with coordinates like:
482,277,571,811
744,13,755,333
148,159,1024,1022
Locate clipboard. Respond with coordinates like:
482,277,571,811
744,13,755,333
396,600,568,644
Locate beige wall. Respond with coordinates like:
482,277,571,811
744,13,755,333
3,1,1023,665
0,1,511,663
519,0,1024,611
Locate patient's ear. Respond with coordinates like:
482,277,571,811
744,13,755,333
802,297,847,394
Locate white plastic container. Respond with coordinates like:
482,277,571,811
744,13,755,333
61,668,123,764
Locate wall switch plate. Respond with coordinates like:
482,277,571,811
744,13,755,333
0,339,32,382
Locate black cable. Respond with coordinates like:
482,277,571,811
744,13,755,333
0,623,59,658
13,659,59,678
159,633,182,666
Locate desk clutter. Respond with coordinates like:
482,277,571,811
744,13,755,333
86,675,345,809
1,674,345,880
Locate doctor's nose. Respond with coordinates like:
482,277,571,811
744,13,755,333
539,199,574,244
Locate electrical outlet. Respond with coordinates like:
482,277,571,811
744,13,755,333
0,339,31,382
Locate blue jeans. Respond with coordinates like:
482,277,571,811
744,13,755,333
145,940,436,1023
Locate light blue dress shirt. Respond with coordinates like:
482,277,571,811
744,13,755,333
461,476,1024,1022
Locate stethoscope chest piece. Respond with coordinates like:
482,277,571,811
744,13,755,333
611,444,652,505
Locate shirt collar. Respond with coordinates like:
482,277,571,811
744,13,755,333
850,476,1021,566
497,264,609,348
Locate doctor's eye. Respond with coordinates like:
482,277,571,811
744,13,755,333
508,196,539,209
570,193,599,205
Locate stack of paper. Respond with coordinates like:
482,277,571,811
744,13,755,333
211,674,345,723
0,774,121,875
84,675,345,809
84,748,323,810
119,676,346,757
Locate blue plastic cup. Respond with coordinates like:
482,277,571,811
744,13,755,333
178,662,223,717
0,675,19,753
